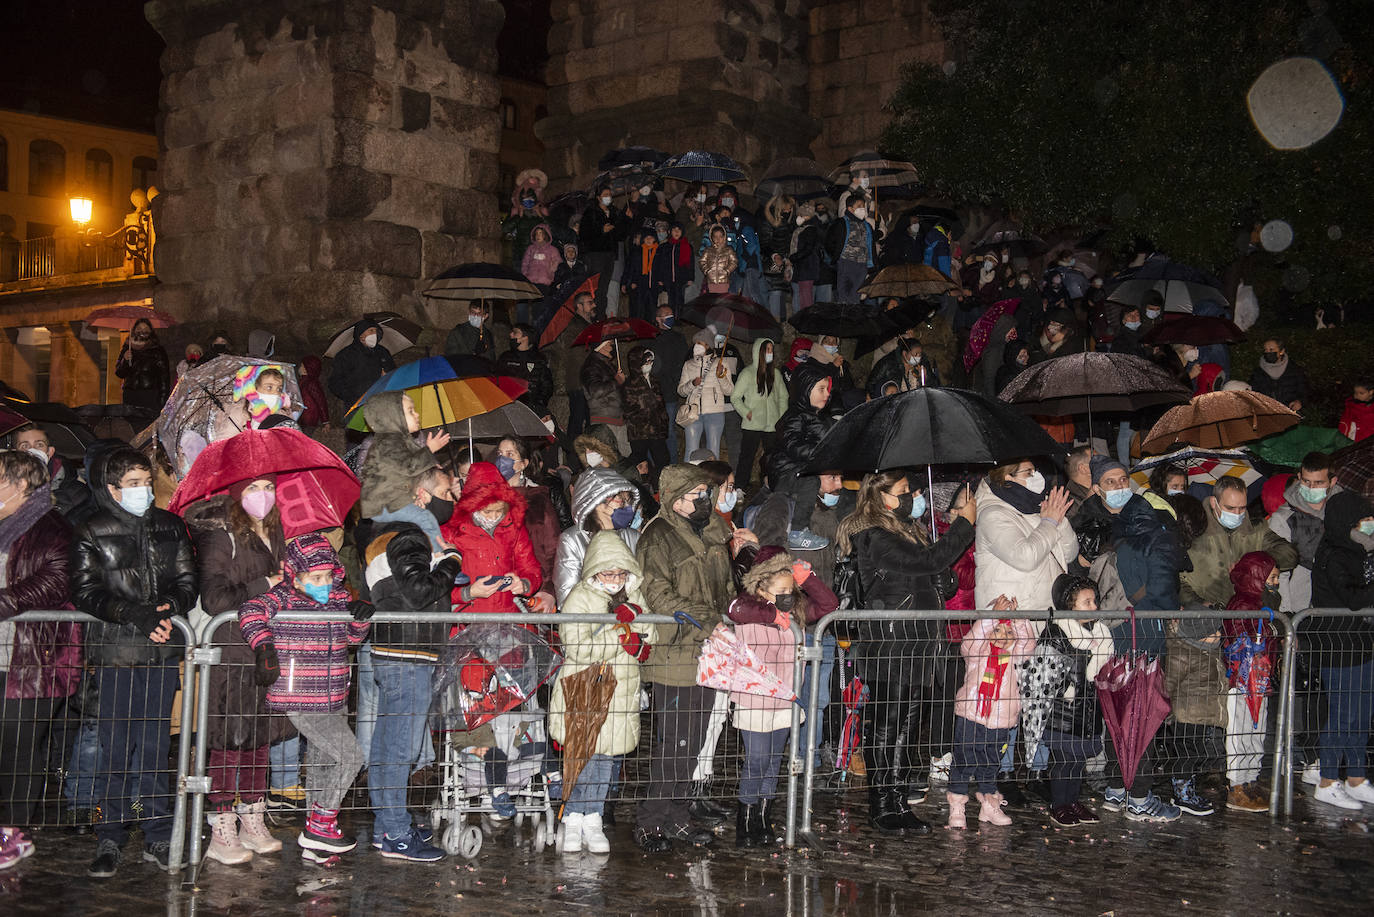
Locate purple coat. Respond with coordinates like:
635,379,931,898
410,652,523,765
1,504,80,700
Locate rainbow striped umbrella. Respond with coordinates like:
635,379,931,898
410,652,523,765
345,356,527,432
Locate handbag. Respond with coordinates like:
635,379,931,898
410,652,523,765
675,395,701,428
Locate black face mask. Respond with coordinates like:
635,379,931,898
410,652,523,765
209,343,230,356
426,495,454,527
1262,352,1281,364
685,493,714,526
895,492,915,518
774,592,798,613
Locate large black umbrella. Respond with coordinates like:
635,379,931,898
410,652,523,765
680,293,781,342
3,397,98,457
656,150,748,184
998,352,1192,440
597,146,669,171
788,302,887,338
755,157,831,202
854,300,940,357
422,263,542,302
1105,258,1227,313
897,205,965,242
971,220,1048,258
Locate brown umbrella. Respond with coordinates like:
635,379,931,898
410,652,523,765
1141,390,1299,454
555,662,617,818
858,263,959,300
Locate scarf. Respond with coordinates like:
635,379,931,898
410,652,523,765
1259,354,1288,380
1057,617,1113,689
640,239,659,276
995,480,1047,516
977,620,1012,717
671,238,691,268
0,484,53,556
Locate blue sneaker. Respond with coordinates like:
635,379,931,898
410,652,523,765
1101,786,1126,813
1124,792,1181,823
788,529,830,550
372,823,434,849
378,828,446,862
1171,778,1214,817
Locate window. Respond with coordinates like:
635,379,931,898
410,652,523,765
132,155,158,191
28,140,66,198
0,134,8,192
85,148,114,202
501,98,518,131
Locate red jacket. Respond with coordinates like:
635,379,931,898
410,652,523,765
1339,397,1374,442
441,462,543,614
1224,550,1278,642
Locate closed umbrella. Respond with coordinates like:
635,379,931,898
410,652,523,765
1141,390,1299,454
858,264,958,300
1246,425,1352,469
835,676,868,779
656,150,748,184
695,623,797,702
998,352,1191,440
322,312,422,357
1106,259,1227,314
422,262,542,303
167,427,359,538
962,297,1021,374
1094,611,1171,791
1140,313,1245,346
553,662,617,819
597,146,669,171
680,292,781,343
755,157,831,202
1016,641,1074,767
85,304,179,330
788,302,889,338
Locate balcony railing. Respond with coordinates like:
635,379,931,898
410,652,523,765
1,234,130,283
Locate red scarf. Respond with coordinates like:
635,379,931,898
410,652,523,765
976,620,1012,717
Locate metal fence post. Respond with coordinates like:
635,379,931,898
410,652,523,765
1270,611,1298,820
166,616,201,875
796,615,831,851
783,620,807,849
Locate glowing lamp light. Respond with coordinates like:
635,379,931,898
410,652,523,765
69,195,94,225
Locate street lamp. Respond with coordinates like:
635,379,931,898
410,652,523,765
69,194,94,226
68,191,151,272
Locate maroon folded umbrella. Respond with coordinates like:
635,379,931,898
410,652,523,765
1141,313,1245,346
1093,612,1171,790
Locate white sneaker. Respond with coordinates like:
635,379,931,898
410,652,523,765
1301,761,1321,786
580,812,610,854
929,753,952,784
1344,780,1374,805
1313,781,1363,811
559,812,584,853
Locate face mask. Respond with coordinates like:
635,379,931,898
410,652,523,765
584,451,603,467
721,197,735,209
820,492,840,508
473,511,504,533
909,492,927,519
610,505,636,529
817,212,830,223
1360,520,1374,536
521,198,535,209
858,176,870,189
639,186,652,198
1016,353,1029,366
362,333,378,349
631,509,643,530
894,492,924,519
300,581,331,605
1262,352,1281,364
907,225,919,237
210,343,230,356
686,493,714,525
642,364,653,378
117,485,154,517
853,208,868,221
255,392,283,413
696,194,707,204
468,314,484,328
1298,484,1328,505
717,489,738,513
1218,509,1246,530
594,579,623,595
1184,348,1199,364
906,354,921,366
795,217,806,226
660,315,675,329
1123,321,1141,331
693,344,706,357
494,455,517,480
1023,471,1046,495
823,344,839,355
764,351,774,364
25,447,49,466
1167,486,1185,496
600,195,612,207
1104,488,1132,510
542,418,556,433
425,494,454,526
773,592,797,612
241,489,276,520
1146,308,1162,319
714,335,725,347
656,231,667,242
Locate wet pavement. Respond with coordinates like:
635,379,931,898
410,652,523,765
4,790,1373,916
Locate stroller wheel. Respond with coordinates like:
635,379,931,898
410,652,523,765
533,820,546,849
514,812,524,829
459,825,483,859
443,824,463,856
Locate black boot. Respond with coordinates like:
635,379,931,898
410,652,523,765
689,780,728,825
735,802,757,848
867,787,908,834
891,790,931,835
757,799,779,847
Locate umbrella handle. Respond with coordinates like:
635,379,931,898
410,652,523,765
673,610,703,630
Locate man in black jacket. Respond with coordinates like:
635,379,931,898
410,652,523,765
1249,337,1308,413
647,305,690,463
578,185,628,314
497,323,555,419
70,447,198,878
329,318,396,415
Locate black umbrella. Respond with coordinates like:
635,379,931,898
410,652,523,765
755,157,832,202
1105,258,1227,312
590,165,658,197
854,301,940,356
2,397,97,457
597,146,669,171
788,302,888,338
74,403,156,443
897,205,965,242
998,351,1192,441
656,150,748,184
680,293,781,343
1140,313,1245,346
971,221,1048,257
422,262,542,302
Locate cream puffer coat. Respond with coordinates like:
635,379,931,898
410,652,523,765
678,351,736,416
972,479,1079,613
548,531,658,757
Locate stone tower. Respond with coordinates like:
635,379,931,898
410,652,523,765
145,0,507,350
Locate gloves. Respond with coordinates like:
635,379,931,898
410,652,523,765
613,602,644,624
253,643,280,687
349,600,374,621
791,560,812,586
618,628,651,663
773,608,792,630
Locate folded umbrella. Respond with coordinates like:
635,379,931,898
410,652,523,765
1332,437,1374,501
962,297,1021,374
1141,390,1299,454
656,150,748,184
322,312,422,357
1140,313,1245,346
1224,616,1275,728
1016,641,1074,766
834,675,868,776
1094,611,1171,791
422,262,542,302
999,351,1192,440
552,662,617,818
85,304,179,330
167,427,360,537
858,264,958,300
695,623,797,702
756,157,832,202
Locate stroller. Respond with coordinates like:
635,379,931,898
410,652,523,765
429,623,562,858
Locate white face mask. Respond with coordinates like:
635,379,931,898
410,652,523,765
639,186,652,197
853,208,868,221
696,193,707,204
585,451,603,467
1147,308,1162,319
714,335,725,347
764,351,773,363
693,343,706,357
468,314,484,328
1024,471,1047,494
25,447,49,466
641,364,653,377
362,333,378,349
823,344,839,355
542,418,556,433
600,195,612,207
717,489,739,513
721,197,735,209
795,217,806,226
1184,348,1199,364
858,176,870,189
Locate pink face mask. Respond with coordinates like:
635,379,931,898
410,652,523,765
241,489,276,520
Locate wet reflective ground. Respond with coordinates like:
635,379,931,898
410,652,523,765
4,791,1372,916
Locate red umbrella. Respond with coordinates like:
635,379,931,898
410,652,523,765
167,427,360,538
538,274,601,348
1141,313,1246,346
835,676,868,776
1093,612,1171,790
570,317,657,348
0,403,26,438
85,305,179,330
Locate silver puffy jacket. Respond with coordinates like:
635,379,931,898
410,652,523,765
553,467,643,606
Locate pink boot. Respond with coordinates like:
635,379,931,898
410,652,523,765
945,792,969,829
977,792,1012,826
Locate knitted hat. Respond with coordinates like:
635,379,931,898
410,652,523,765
228,473,277,501
692,328,715,348
742,545,796,595
1089,455,1127,485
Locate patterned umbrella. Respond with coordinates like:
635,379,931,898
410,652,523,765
695,623,796,702
656,150,748,184
962,297,1021,374
828,151,919,193
1141,390,1299,453
1106,258,1228,314
1129,447,1263,493
858,264,959,301
322,312,422,358
755,157,832,202
422,262,542,302
85,304,179,330
680,292,781,342
1332,437,1374,501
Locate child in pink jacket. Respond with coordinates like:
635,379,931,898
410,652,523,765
948,597,1035,828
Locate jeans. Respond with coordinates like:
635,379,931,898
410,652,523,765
369,659,435,839
270,735,301,790
836,260,868,303
663,399,680,463
798,633,836,761
766,288,786,322
1043,729,1102,806
998,723,1050,773
1116,419,1134,468
0,678,60,825
950,716,1011,796
683,411,726,460
814,283,833,304
1319,659,1374,779
355,642,378,766
739,728,789,803
567,754,622,815
65,716,103,808
791,280,814,314
93,661,180,844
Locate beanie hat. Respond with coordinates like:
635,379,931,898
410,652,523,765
1089,455,1127,486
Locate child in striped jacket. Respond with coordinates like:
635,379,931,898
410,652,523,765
238,532,372,862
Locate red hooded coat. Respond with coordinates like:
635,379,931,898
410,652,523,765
441,461,542,614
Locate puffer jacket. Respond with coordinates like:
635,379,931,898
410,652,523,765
1179,504,1298,608
328,317,396,411
520,222,560,286
358,390,439,519
772,362,835,480
727,574,836,732
553,469,641,606
441,462,542,614
581,349,624,425
356,518,461,662
698,240,738,286
1113,498,1185,656
114,337,171,410
730,338,789,433
622,345,668,440
1040,620,1106,739
973,479,1078,612
954,617,1037,729
0,486,79,699
69,453,198,666
636,464,734,687
548,532,657,756
1306,492,1374,666
1269,478,1342,612
677,348,736,417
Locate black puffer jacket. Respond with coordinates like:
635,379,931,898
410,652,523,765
497,346,555,418
1248,359,1309,408
1307,491,1374,666
114,338,170,411
328,317,396,410
1040,620,1103,739
772,361,836,480
69,454,199,665
355,519,462,662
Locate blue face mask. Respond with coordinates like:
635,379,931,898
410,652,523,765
717,489,738,513
116,485,154,517
1123,320,1141,331
300,580,331,605
910,493,927,520
1104,488,1132,510
820,492,840,507
631,509,644,530
1359,520,1374,537
1218,509,1246,530
610,505,636,529
660,316,675,329
494,455,517,480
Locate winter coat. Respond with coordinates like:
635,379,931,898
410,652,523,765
1338,397,1374,442
548,532,657,756
1248,359,1308,407
651,237,694,290
788,221,823,283
513,481,561,586
678,349,736,417
726,578,835,732
648,326,690,402
356,518,461,662
561,314,591,393
825,214,875,268
1179,505,1298,608
973,479,1078,612
954,617,1037,729
868,348,939,397
1306,492,1374,666
1112,498,1186,656
69,453,198,666
1269,478,1343,612
772,362,836,481
730,339,789,432
0,489,79,699
237,535,369,713
444,320,497,362
635,464,734,687
328,318,395,410
578,202,628,255
358,391,439,519
114,338,171,411
441,462,543,614
994,343,1033,395
1039,620,1105,739
622,345,668,440
520,224,560,286
580,349,625,426
298,355,330,427
1165,621,1228,728
553,469,641,606
699,240,738,288
496,347,555,419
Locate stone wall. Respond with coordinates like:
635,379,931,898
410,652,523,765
145,0,506,354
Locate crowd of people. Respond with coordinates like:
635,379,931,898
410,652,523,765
1,179,1372,881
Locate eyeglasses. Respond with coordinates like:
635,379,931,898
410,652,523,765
595,570,630,583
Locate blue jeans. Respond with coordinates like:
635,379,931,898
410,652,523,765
766,287,786,322
1319,659,1374,779
684,411,726,460
93,661,180,844
355,642,378,766
739,728,789,803
798,632,836,761
64,717,103,807
663,399,680,463
814,283,833,304
951,716,1011,796
836,260,867,303
369,659,435,839
270,735,301,790
566,753,621,815
998,723,1049,773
